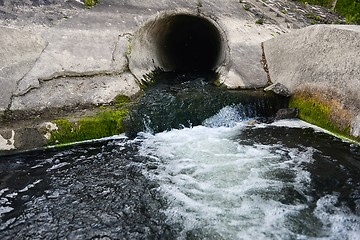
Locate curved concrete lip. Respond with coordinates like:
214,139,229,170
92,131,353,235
128,9,231,84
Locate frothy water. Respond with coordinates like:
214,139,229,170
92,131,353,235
138,107,360,239
123,72,287,136
1,79,360,239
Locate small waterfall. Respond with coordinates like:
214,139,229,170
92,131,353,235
123,72,288,136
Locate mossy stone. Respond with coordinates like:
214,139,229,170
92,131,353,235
289,96,354,141
113,95,131,108
48,109,128,145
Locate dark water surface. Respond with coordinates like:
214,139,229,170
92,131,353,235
0,138,177,239
1,73,360,239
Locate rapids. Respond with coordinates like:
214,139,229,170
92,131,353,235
1,73,359,239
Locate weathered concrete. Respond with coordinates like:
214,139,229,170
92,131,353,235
0,0,358,153
0,130,15,151
263,25,360,140
1,0,287,117
0,0,83,29
352,115,360,138
211,16,282,88
246,0,301,29
11,73,140,112
0,27,47,114
0,127,47,152
14,28,132,95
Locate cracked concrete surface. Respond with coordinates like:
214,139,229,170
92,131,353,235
11,73,140,112
0,27,48,113
14,28,131,96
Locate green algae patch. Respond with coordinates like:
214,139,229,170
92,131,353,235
113,95,131,108
48,109,128,145
289,94,356,141
85,0,100,8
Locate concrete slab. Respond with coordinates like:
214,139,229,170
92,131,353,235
14,28,130,95
264,25,360,108
219,17,284,88
0,27,47,112
11,73,140,112
264,24,360,139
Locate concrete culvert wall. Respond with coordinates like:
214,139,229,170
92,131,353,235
129,11,229,83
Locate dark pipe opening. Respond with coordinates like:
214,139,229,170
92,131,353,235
157,14,222,73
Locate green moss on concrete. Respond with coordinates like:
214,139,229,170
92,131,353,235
113,95,131,108
85,0,100,8
289,96,354,140
290,97,334,130
48,109,128,145
213,77,223,87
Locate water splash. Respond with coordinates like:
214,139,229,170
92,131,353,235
124,72,287,136
139,119,360,239
203,105,247,128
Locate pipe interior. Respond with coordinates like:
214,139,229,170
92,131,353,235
155,14,223,73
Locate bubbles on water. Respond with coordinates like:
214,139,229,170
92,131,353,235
0,189,14,217
203,105,246,128
139,122,360,239
46,162,70,172
18,180,42,193
314,194,360,239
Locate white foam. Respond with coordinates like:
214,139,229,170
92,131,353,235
18,179,42,193
47,162,70,172
0,188,9,196
203,105,246,128
314,195,360,240
138,122,359,239
5,193,18,198
0,206,14,216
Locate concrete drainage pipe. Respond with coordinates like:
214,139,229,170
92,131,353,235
128,11,229,83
